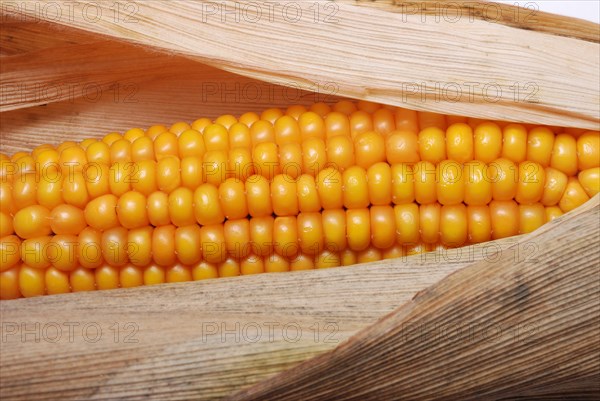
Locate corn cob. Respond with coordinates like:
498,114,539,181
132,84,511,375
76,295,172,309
0,100,598,299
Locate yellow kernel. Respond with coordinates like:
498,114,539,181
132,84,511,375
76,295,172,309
464,161,492,206
437,160,464,206
519,203,546,234
474,122,502,163
501,124,527,163
125,226,151,267
490,200,519,240
516,161,545,205
559,177,590,213
192,261,218,280
527,127,554,167
157,156,181,193
342,166,369,209
14,205,52,239
578,167,600,197
19,265,46,297
117,191,149,229
346,209,370,251
414,161,437,205
394,203,420,245
446,123,473,163
317,168,343,209
168,187,195,227
541,167,568,206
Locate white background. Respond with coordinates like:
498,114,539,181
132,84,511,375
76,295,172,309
496,1,600,24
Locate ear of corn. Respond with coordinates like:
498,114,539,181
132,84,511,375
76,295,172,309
0,100,598,299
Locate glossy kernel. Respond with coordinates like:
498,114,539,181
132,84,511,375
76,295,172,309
48,234,79,271
559,177,590,213
70,267,96,292
516,161,546,205
78,227,104,269
203,124,229,152
541,167,568,206
467,205,491,244
490,158,518,201
317,168,343,209
414,161,437,205
19,265,45,297
326,135,355,172
527,127,554,167
420,203,441,244
101,228,128,267
14,205,52,239
246,175,273,217
321,209,346,253
250,216,274,257
296,174,321,213
342,166,369,209
440,204,468,247
273,216,299,258
168,187,195,227
370,205,396,249
354,132,385,170
386,130,420,164
367,163,392,206
224,219,251,259
297,212,324,255
391,164,415,205
577,131,600,170
175,225,203,265
127,226,152,267
490,200,519,240
578,167,600,197
50,204,87,235
446,123,473,163
157,156,182,193
152,225,177,267
302,138,327,176
272,174,300,216
194,184,225,225
394,203,420,245
464,161,492,206
147,191,170,227
219,178,249,220
84,194,119,231
519,203,546,234
117,191,149,229
275,115,302,144
436,160,464,205
550,134,578,176
346,209,370,251
501,124,527,163
474,122,502,163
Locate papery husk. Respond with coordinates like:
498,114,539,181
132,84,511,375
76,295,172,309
4,0,600,129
